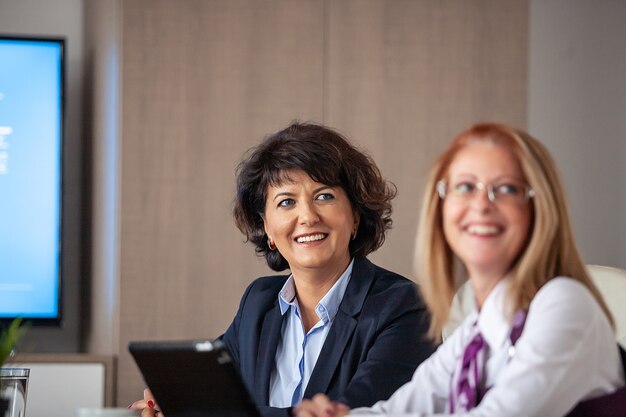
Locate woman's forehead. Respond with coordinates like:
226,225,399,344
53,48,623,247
446,142,524,180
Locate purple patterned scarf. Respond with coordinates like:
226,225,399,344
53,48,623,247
448,322,487,412
449,311,528,412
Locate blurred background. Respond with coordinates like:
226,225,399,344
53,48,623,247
0,0,624,408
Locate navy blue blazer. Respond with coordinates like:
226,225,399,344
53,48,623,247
222,257,435,417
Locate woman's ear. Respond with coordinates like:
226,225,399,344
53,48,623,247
352,210,361,240
263,215,278,251
353,210,361,232
262,216,269,238
259,211,267,233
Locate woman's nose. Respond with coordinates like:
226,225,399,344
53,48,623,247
471,187,494,211
298,201,320,225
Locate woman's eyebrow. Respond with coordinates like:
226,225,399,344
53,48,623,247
313,185,333,194
271,191,295,201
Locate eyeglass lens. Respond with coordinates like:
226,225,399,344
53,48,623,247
439,179,533,204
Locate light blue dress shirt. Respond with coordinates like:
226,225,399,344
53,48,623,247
268,259,354,407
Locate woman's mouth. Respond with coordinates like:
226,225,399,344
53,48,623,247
295,233,328,243
465,224,502,237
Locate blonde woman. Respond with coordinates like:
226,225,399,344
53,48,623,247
295,123,625,417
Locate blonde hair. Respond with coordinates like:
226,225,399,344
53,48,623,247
415,123,614,340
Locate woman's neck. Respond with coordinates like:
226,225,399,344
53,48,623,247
291,256,351,330
468,267,507,310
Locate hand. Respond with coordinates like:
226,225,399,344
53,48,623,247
128,388,163,417
294,394,350,417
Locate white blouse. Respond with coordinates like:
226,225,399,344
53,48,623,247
350,277,625,417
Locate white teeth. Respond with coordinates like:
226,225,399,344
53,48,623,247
296,233,326,243
467,225,500,236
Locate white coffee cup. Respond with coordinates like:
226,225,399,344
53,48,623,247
76,408,138,417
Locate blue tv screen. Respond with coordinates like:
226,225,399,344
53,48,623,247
0,36,64,323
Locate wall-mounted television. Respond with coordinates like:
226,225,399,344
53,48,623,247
0,35,64,324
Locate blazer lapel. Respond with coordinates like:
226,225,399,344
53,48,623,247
303,257,375,398
255,302,284,405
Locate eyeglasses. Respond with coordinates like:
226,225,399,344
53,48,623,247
436,179,535,206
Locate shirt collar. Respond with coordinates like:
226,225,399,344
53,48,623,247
278,275,298,314
475,276,511,351
277,258,355,325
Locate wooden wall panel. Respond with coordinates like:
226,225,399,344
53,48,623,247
112,0,527,405
325,0,528,278
118,0,324,403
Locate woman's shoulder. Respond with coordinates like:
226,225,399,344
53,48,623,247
535,276,594,303
362,258,415,286
358,258,424,307
234,274,289,314
247,274,289,292
368,263,419,295
530,276,604,321
239,274,289,303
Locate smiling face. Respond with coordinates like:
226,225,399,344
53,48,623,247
442,142,532,282
263,170,359,279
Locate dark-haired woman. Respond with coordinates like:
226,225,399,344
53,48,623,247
131,122,434,417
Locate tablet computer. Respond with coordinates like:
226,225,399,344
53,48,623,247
128,339,261,417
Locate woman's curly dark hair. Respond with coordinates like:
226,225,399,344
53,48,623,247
233,122,397,271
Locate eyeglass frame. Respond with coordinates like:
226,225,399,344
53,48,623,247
436,179,535,205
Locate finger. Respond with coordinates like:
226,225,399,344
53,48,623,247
332,404,350,417
294,400,320,417
312,393,332,405
128,388,153,410
293,406,315,417
128,399,148,411
311,394,335,415
143,389,162,412
335,402,350,411
140,407,156,417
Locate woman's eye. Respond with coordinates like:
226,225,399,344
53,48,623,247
278,198,295,207
451,182,475,195
316,193,334,201
495,183,521,195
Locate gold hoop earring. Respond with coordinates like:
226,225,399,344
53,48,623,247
267,238,277,251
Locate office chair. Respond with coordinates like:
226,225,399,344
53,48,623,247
587,265,626,348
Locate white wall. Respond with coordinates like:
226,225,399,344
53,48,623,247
0,0,86,351
529,0,626,269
